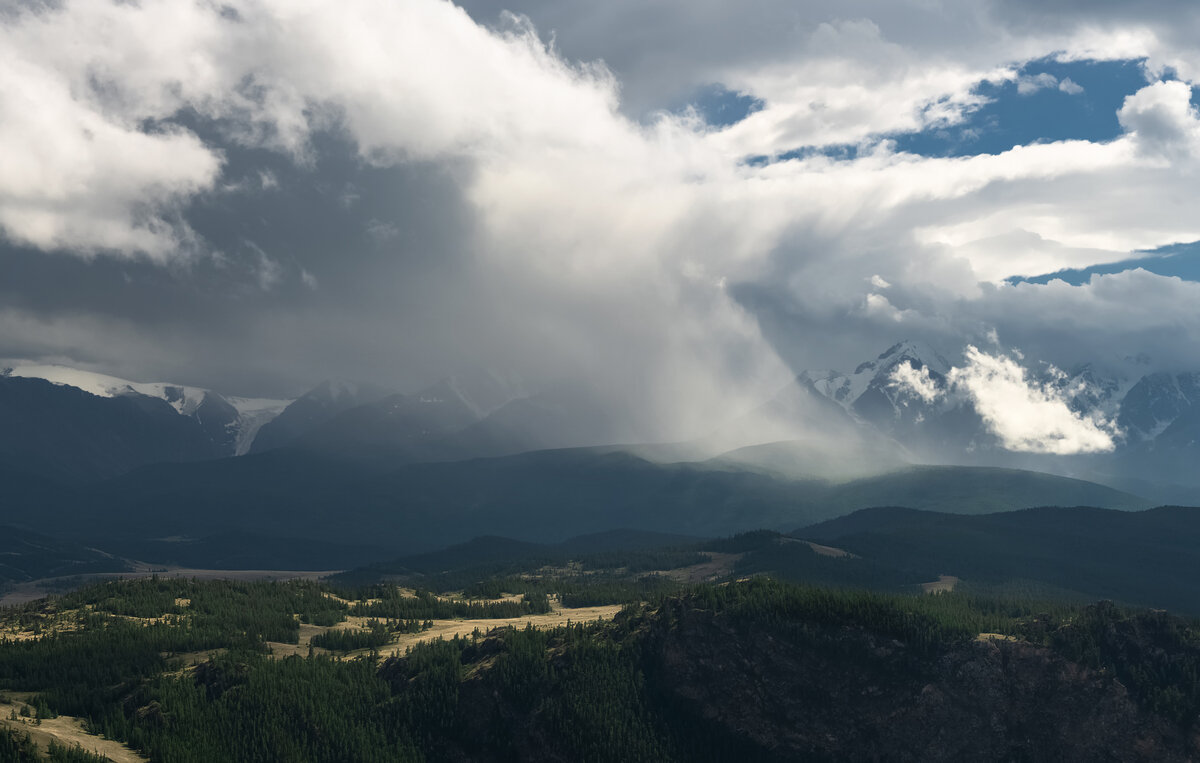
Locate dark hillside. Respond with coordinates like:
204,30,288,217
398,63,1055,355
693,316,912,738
0,376,222,480
0,444,1147,557
799,505,1200,613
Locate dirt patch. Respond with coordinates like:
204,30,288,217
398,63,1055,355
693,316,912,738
0,696,148,762
921,575,960,594
1,610,83,641
374,604,624,659
266,616,386,658
267,604,625,661
266,640,329,659
660,552,741,583
799,540,857,558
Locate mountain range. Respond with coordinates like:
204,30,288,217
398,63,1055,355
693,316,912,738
2,342,1198,564
795,341,1200,501
1,363,288,477
12,341,1199,491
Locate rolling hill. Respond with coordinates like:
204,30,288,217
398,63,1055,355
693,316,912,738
0,444,1148,560
796,504,1200,613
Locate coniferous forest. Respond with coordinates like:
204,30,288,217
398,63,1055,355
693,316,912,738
2,569,1200,762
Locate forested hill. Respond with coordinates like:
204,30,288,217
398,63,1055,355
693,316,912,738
3,578,1200,761
797,504,1200,613
0,527,127,585
1,445,1147,554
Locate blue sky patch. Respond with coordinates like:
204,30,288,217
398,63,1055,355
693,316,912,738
742,143,863,167
743,58,1160,166
1009,241,1200,286
680,83,764,127
893,57,1151,157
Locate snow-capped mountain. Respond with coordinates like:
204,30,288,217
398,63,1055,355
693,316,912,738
799,342,1200,494
802,340,953,413
227,396,296,455
1115,372,1200,443
1031,363,1131,424
798,341,979,457
2,362,290,457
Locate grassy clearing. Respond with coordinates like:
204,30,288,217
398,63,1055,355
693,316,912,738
376,603,625,659
799,540,856,558
0,694,148,762
921,575,960,594
266,601,625,660
657,552,741,583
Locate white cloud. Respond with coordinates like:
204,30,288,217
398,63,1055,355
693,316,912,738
1017,72,1059,95
0,42,220,257
885,343,1122,454
710,19,1005,158
889,362,939,403
1117,80,1200,161
0,0,623,259
948,346,1118,454
6,0,1200,443
1058,77,1084,95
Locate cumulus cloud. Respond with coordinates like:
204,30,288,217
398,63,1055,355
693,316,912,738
4,0,1200,450
1058,77,1084,95
1014,71,1083,96
1017,72,1060,95
1118,80,1200,161
889,344,1120,454
948,346,1119,454
0,53,220,257
0,0,623,259
889,362,940,403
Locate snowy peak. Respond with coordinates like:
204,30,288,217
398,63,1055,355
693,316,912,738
3,362,211,415
1117,372,1200,443
800,343,1200,480
2,361,291,457
225,396,292,455
802,340,952,418
875,340,952,375
1035,363,1130,421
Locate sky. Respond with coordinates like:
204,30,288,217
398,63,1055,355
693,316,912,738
3,0,1200,451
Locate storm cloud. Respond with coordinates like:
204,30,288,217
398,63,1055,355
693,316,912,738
4,0,1200,451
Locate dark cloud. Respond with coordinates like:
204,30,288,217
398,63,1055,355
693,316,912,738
0,126,485,397
5,0,1200,453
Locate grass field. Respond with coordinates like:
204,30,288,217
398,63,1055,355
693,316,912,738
265,599,625,660
1,693,148,762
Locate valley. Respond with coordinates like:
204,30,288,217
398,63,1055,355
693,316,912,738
3,560,1200,762
6,1,1200,758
